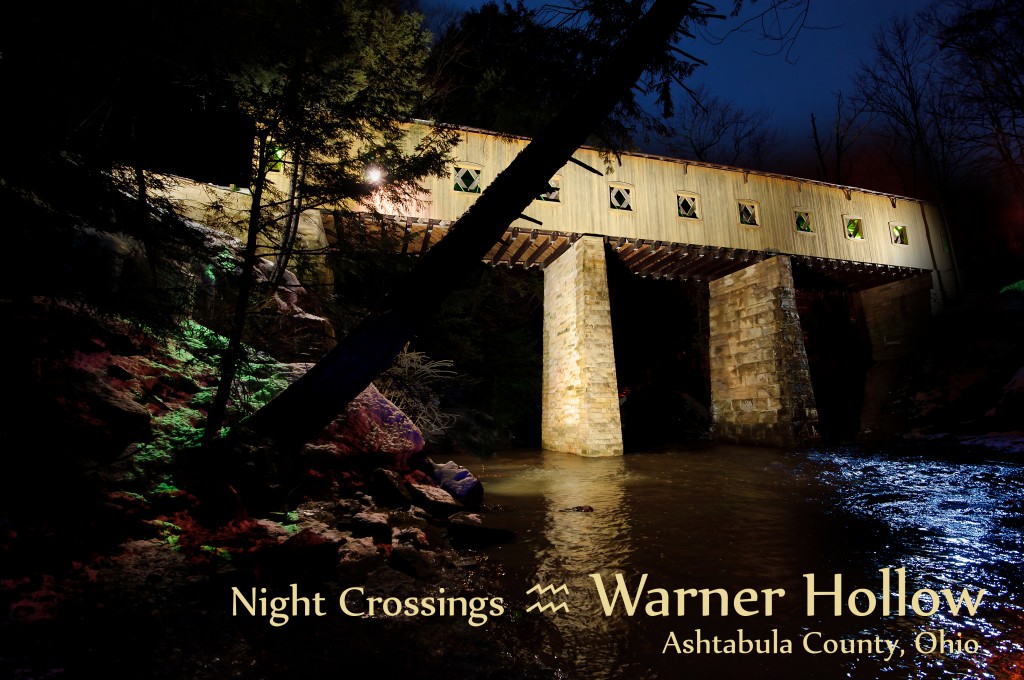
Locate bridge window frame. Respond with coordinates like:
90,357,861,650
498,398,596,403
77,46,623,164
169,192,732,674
738,200,760,228
676,191,701,221
889,222,910,246
794,208,815,234
267,143,285,173
537,175,561,203
843,214,866,241
452,163,483,194
609,183,634,212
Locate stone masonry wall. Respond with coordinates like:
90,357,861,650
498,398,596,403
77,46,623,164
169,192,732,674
855,274,933,363
854,273,934,432
709,256,819,446
542,236,623,456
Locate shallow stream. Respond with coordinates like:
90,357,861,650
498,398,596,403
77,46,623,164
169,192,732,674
461,445,1024,679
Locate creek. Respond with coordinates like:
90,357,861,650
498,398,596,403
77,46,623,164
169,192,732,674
460,444,1024,679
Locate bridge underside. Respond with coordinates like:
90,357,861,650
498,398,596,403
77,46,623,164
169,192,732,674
340,214,928,287
338,213,934,454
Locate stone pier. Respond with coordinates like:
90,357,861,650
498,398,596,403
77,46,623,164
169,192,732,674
542,235,624,456
855,274,933,363
854,273,933,432
708,255,819,446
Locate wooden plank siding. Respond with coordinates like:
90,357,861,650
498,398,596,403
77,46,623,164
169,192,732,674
370,124,955,280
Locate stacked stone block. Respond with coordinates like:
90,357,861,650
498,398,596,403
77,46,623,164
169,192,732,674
854,273,933,432
709,256,819,447
855,274,933,362
542,236,624,456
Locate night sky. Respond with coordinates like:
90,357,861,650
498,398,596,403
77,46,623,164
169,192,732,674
688,0,933,138
422,0,935,151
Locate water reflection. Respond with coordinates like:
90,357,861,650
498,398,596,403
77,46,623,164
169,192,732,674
807,448,1024,678
479,451,634,678
471,446,1024,679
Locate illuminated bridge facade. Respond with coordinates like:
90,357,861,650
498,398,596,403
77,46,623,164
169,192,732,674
335,125,959,454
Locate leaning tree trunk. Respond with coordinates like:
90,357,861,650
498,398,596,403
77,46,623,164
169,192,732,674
234,0,699,450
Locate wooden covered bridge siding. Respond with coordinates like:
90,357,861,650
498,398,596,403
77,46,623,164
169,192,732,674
348,126,957,454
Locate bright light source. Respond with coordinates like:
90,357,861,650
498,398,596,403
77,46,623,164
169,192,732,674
366,166,385,184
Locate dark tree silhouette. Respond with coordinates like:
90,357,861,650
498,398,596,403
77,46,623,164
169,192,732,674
236,0,719,451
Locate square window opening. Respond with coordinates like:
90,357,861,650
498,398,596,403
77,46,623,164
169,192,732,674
453,166,482,193
795,210,814,233
890,223,909,246
738,201,759,227
268,145,285,173
845,216,865,240
677,193,700,219
539,176,561,202
610,185,633,211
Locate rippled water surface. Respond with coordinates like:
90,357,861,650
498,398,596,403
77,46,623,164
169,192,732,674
460,445,1024,679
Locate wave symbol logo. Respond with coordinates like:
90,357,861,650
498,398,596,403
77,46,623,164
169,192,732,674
525,583,570,613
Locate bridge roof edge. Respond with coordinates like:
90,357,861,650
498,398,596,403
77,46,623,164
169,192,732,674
410,119,938,208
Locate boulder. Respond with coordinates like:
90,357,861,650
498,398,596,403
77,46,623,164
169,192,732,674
369,468,413,509
64,369,152,460
407,484,462,518
321,384,425,469
392,526,429,550
430,460,483,508
337,536,385,578
351,511,392,544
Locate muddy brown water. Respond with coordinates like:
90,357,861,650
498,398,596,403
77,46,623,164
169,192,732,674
457,444,1024,679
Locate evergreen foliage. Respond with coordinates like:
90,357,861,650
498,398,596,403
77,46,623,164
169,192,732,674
193,0,457,438
423,0,716,150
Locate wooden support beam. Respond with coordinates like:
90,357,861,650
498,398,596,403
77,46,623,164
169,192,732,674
419,223,434,254
625,240,666,269
662,247,702,279
614,238,634,255
647,248,687,278
637,244,678,276
400,218,413,255
349,211,929,290
543,232,572,268
526,235,553,267
619,238,645,257
650,257,685,280
623,241,654,267
509,229,538,266
704,255,743,280
490,227,519,265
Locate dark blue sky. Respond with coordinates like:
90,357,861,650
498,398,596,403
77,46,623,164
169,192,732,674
421,0,935,152
687,0,933,140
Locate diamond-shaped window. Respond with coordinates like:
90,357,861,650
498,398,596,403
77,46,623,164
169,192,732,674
610,186,632,211
795,211,813,233
890,223,909,245
846,217,864,240
539,177,560,202
738,201,759,226
268,145,285,173
453,166,481,193
677,193,699,219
